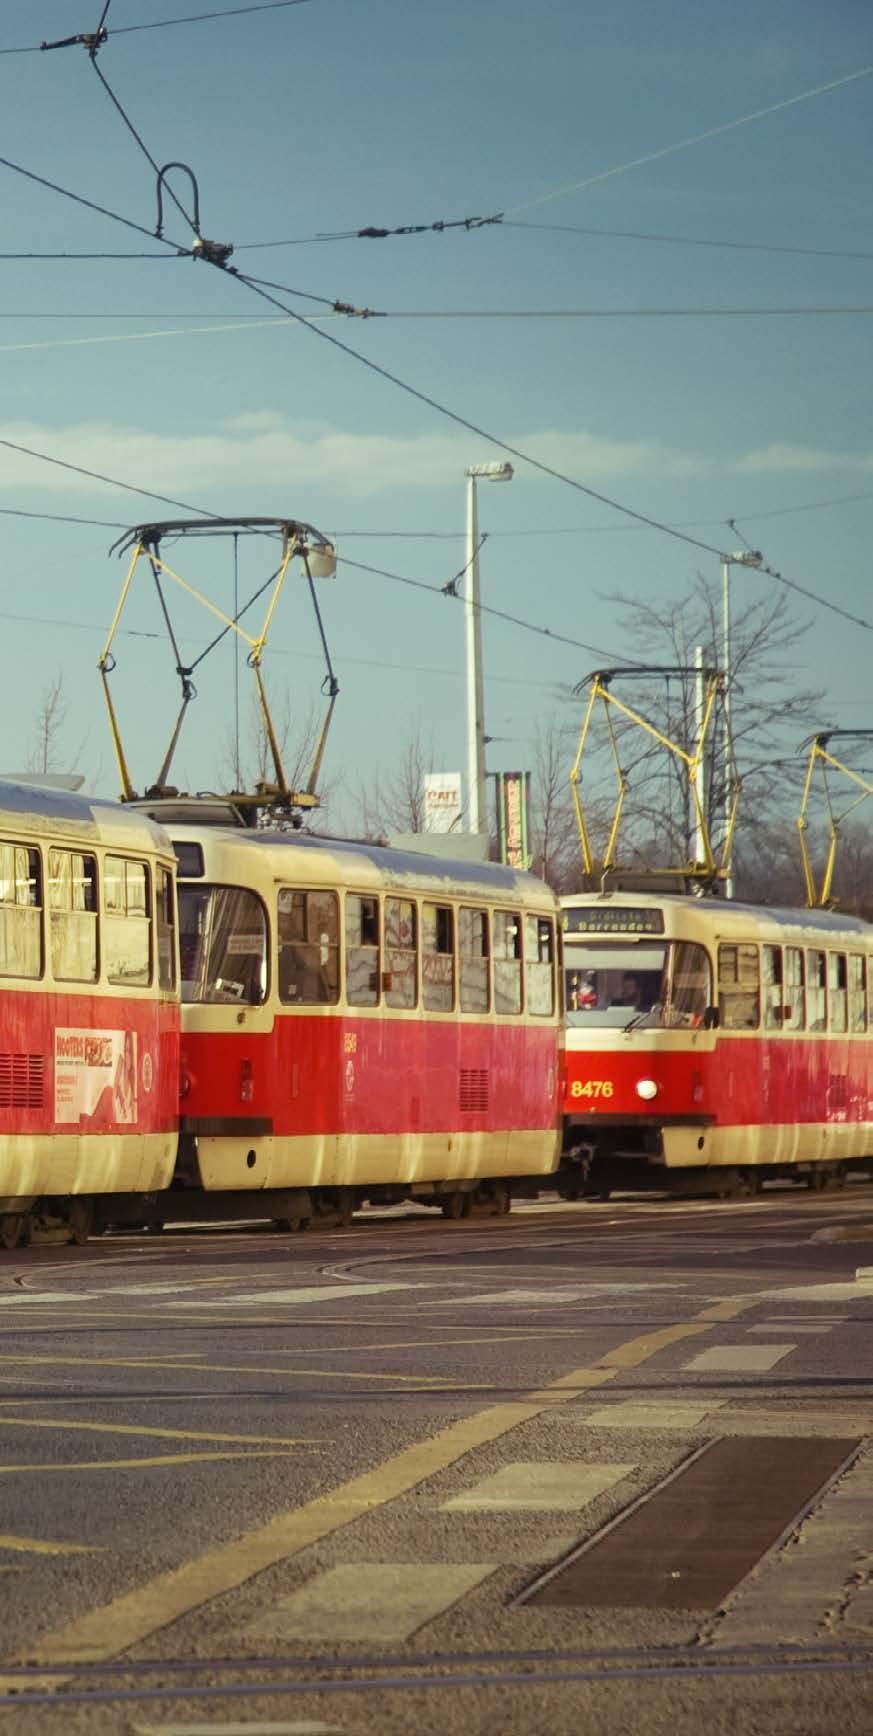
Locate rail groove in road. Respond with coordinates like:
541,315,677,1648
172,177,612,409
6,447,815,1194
3,1641,873,1710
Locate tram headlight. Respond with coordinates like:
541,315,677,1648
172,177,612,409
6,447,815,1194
635,1078,659,1101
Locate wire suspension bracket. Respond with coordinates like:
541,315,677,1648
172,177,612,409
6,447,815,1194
99,516,338,822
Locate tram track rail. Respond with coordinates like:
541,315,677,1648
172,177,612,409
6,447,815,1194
3,1640,873,1708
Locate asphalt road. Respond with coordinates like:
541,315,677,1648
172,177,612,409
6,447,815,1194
1,1187,873,1736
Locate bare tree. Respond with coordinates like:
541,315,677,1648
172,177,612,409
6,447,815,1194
528,717,587,892
349,729,437,840
26,673,68,775
218,689,336,822
24,672,89,779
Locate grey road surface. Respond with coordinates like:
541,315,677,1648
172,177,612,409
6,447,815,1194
1,1190,872,1736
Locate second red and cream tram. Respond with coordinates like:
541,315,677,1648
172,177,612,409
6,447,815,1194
562,891,873,1194
160,821,563,1226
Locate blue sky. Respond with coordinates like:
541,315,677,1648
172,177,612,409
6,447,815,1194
1,0,871,824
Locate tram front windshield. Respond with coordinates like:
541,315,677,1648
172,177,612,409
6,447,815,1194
178,884,268,1005
565,941,710,1029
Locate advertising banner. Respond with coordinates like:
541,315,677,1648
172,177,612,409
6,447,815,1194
54,1028,138,1127
495,770,531,868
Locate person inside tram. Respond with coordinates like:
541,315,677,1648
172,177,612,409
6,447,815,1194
617,974,643,1009
568,971,598,1012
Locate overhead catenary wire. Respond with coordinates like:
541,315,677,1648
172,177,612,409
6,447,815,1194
6,65,871,643
502,218,873,265
4,305,873,321
4,485,872,541
500,63,873,218
0,0,314,53
232,63,873,248
0,152,192,253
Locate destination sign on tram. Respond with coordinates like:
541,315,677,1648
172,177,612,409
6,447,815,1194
564,906,665,935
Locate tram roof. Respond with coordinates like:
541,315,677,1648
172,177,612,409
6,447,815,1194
560,889,873,941
170,822,558,908
0,780,174,857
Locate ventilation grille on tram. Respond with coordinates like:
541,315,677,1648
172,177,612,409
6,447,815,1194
0,1053,45,1110
459,1069,489,1112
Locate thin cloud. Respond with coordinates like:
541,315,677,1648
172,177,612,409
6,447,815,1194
0,415,870,501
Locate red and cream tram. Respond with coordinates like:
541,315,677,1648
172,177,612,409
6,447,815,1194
158,819,563,1227
562,891,873,1194
0,781,179,1248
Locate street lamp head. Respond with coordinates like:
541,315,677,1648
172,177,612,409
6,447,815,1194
465,462,514,482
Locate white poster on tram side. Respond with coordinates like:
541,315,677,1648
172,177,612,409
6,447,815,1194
54,1028,138,1127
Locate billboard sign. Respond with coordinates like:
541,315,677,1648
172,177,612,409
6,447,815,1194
423,772,463,834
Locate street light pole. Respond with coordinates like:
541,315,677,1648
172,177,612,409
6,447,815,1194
721,546,762,897
464,462,513,833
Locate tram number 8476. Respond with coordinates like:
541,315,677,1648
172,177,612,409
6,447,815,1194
569,1079,614,1098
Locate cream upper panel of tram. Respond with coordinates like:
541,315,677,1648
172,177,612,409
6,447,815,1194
0,781,175,866
560,893,873,954
173,825,559,914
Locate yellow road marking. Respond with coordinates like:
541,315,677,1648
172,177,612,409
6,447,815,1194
597,1322,713,1369
0,1418,318,1448
0,1354,480,1389
1,1289,764,1683
0,1450,303,1477
0,1536,99,1556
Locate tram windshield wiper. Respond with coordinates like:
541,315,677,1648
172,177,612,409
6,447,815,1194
622,1008,655,1034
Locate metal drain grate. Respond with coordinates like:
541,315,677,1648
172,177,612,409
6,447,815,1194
522,1436,860,1612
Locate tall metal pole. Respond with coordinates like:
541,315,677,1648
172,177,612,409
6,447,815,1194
464,473,486,833
692,643,707,868
233,531,241,790
722,557,733,898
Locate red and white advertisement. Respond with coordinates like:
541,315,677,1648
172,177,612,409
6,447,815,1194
54,1028,138,1127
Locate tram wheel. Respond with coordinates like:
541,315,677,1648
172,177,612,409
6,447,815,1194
68,1200,93,1247
441,1191,470,1221
275,1216,302,1233
336,1191,355,1228
0,1215,25,1251
493,1186,511,1216
806,1166,830,1192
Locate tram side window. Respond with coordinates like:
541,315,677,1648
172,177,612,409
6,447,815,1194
278,889,339,1005
384,897,417,1009
667,941,710,1027
0,844,41,979
806,950,826,1031
784,947,805,1030
49,849,97,983
524,915,555,1016
104,856,151,986
848,954,867,1033
828,953,847,1034
459,907,489,1013
422,903,454,1012
762,945,783,1031
178,885,267,1004
156,866,177,991
718,943,759,1030
346,894,380,1007
493,910,522,1015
